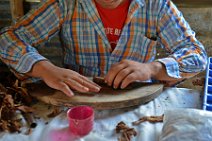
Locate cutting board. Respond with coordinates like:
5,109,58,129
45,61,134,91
28,82,164,110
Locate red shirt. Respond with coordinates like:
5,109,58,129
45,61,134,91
95,0,130,50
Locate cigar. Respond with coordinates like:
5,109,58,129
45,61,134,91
93,77,153,90
93,77,106,85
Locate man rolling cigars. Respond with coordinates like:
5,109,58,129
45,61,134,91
0,0,207,97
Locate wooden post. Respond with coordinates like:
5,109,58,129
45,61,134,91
10,0,24,24
25,0,41,2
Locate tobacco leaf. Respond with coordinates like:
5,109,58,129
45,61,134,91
116,121,137,141
0,72,34,133
16,105,34,113
47,107,63,118
4,95,14,107
132,114,164,125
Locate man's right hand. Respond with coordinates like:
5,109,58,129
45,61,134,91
27,60,101,97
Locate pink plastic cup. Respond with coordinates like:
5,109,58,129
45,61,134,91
67,105,94,136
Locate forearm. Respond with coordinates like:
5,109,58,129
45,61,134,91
26,60,54,79
157,0,207,77
0,0,67,73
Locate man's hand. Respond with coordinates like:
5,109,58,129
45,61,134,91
104,59,182,89
104,60,154,89
27,61,101,97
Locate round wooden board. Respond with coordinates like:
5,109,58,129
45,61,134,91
28,82,164,110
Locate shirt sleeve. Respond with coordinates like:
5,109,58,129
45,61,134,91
0,0,71,75
156,0,208,79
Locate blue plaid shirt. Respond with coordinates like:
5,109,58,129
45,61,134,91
0,0,207,80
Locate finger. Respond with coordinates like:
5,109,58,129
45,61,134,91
56,82,74,97
75,77,101,92
113,68,132,89
64,79,90,93
70,71,101,90
81,76,101,88
120,73,137,89
105,62,127,86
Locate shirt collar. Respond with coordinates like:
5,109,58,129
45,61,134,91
79,0,145,7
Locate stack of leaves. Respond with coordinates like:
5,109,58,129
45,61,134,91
116,121,137,141
115,115,164,140
0,73,34,133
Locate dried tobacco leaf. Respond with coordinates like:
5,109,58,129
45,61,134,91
132,114,164,125
47,107,63,118
16,105,34,113
116,121,137,141
0,120,9,131
4,95,14,107
8,120,22,133
0,72,35,133
0,84,7,93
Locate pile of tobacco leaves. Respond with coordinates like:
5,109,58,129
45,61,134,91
0,71,34,133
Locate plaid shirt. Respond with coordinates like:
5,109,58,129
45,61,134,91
0,0,207,80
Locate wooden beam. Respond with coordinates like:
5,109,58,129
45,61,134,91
7,0,212,25
25,0,41,2
10,0,24,23
173,0,212,7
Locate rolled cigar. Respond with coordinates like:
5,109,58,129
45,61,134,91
93,76,106,85
93,77,153,90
